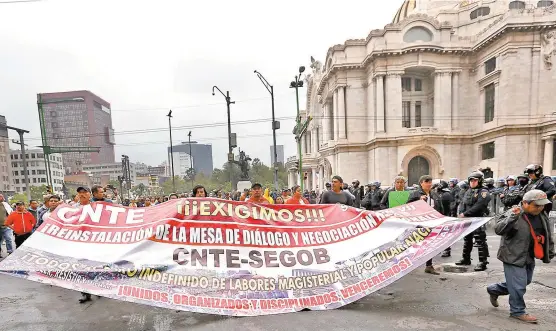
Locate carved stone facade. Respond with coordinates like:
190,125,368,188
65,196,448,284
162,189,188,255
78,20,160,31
287,0,556,189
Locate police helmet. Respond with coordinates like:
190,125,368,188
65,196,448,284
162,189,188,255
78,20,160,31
449,178,459,184
457,180,469,189
506,175,516,182
524,164,543,177
468,171,485,186
516,174,528,179
484,178,495,186
438,180,449,190
374,181,381,188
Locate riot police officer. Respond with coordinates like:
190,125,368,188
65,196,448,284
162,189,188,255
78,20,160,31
455,171,491,271
448,178,460,217
524,164,555,200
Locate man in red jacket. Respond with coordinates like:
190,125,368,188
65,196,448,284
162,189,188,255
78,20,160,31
4,201,36,248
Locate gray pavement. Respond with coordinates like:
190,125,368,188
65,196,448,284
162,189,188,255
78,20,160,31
1,236,555,331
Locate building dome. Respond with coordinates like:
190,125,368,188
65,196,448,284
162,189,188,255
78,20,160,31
392,0,418,24
392,0,462,24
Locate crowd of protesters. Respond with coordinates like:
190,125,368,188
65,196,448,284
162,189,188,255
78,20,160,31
0,163,554,323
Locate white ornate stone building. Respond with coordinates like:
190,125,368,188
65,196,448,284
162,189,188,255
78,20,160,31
286,0,556,189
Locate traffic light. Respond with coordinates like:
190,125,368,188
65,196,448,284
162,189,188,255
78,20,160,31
46,185,52,194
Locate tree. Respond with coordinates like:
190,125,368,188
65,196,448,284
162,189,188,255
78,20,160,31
9,193,28,205
30,185,48,201
161,176,187,195
131,183,147,198
108,179,121,189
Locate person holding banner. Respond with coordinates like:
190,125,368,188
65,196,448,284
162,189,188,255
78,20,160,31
407,175,444,275
286,185,309,204
74,186,96,304
380,176,410,210
192,185,208,197
487,190,554,324
319,176,354,206
246,183,271,204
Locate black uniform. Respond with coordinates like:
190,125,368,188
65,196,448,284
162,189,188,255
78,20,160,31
362,188,384,211
525,175,555,200
457,187,491,270
449,185,461,217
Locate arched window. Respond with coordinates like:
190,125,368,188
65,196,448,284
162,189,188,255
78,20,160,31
403,26,433,43
509,1,526,9
537,0,554,7
470,6,491,20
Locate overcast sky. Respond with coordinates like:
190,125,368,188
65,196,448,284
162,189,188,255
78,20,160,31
0,0,400,169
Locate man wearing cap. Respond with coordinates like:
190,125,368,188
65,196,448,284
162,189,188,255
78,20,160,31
247,183,270,204
486,190,554,324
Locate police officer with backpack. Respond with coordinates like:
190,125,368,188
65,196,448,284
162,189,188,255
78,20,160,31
456,171,492,271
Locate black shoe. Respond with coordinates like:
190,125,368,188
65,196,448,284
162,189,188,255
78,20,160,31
474,262,488,271
487,291,499,307
79,293,92,304
455,258,471,266
441,251,451,257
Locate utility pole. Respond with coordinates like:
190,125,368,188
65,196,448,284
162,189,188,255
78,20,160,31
212,86,237,189
2,124,31,201
290,66,311,192
167,110,175,193
254,70,280,191
187,131,194,189
121,155,131,198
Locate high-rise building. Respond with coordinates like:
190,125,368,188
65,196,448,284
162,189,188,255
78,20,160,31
0,115,14,195
270,145,285,166
10,149,64,195
39,90,115,173
168,141,213,177
81,162,137,186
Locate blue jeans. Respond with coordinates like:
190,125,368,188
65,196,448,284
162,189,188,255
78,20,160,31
487,262,535,316
0,227,14,254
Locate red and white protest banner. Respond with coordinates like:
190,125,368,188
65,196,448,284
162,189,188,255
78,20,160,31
0,199,490,316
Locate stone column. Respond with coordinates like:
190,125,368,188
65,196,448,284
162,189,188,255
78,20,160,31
375,75,385,132
434,71,453,129
433,72,440,128
301,135,306,154
322,103,329,142
366,78,375,137
544,137,554,176
333,90,339,140
451,72,459,130
288,171,293,188
311,168,317,191
338,87,346,139
385,73,402,132
311,129,318,154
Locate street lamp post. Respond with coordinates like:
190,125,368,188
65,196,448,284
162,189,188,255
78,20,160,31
290,66,307,192
254,70,280,191
212,86,235,188
188,131,194,189
167,110,175,193
1,124,31,201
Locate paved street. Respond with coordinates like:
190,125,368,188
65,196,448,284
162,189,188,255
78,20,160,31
1,235,555,331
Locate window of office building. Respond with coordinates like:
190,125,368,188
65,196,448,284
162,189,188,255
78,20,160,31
481,142,495,160
484,83,495,123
